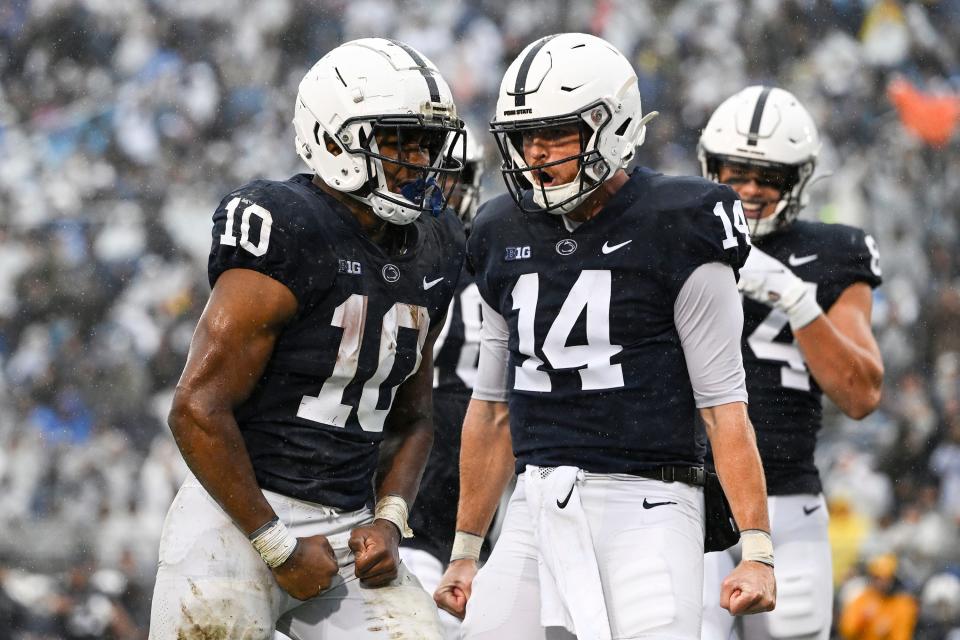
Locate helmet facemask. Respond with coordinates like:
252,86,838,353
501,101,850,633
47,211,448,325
697,86,821,237
448,159,483,226
328,114,465,224
703,153,815,238
491,101,614,215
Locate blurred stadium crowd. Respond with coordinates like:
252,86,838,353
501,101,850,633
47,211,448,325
0,0,959,637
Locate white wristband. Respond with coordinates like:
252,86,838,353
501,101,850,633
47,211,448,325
375,495,414,539
740,529,774,567
250,518,298,569
450,531,483,562
782,282,822,330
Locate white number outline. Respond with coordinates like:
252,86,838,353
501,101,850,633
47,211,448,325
432,283,483,389
512,270,623,392
714,200,752,249
297,295,429,432
865,234,882,277
746,283,817,391
220,197,273,257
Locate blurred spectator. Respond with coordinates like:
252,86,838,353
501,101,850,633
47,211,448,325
829,495,873,587
0,0,957,637
839,554,919,640
48,555,139,640
916,572,960,639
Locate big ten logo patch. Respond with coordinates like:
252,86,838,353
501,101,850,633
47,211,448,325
504,246,531,261
338,259,362,275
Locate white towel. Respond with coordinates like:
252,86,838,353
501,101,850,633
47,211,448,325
524,465,611,640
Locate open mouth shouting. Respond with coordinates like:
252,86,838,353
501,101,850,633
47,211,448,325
533,168,555,186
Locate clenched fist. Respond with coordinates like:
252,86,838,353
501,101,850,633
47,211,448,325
349,519,401,587
271,534,339,600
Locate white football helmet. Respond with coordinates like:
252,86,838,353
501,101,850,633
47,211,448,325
293,38,464,225
698,86,821,237
490,33,654,214
447,123,485,225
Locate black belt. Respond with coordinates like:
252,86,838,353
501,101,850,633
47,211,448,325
634,466,706,487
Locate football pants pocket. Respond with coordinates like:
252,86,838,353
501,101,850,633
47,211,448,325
605,532,677,637
766,566,827,638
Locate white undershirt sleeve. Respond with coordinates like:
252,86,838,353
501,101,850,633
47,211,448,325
674,262,749,408
471,298,511,402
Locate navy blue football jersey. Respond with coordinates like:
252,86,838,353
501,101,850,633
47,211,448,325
737,220,882,495
432,269,482,395
404,392,468,561
468,168,750,474
403,267,479,560
207,174,465,511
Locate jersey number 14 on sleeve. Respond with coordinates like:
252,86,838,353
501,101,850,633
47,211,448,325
714,200,751,249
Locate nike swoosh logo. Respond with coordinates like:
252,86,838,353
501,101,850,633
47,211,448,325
556,485,575,509
422,276,444,290
788,253,818,267
803,504,821,516
642,498,677,509
601,239,632,254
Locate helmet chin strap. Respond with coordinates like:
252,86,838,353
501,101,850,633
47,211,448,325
749,199,789,238
532,169,597,214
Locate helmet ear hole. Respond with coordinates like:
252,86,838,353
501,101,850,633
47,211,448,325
321,130,343,157
614,117,632,136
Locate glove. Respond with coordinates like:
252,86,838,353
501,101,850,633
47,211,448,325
738,247,822,330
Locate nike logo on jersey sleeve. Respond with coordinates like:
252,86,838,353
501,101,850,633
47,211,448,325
803,504,821,515
788,253,818,267
423,276,444,290
601,239,632,254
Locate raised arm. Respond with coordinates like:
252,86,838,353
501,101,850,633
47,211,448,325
793,283,883,418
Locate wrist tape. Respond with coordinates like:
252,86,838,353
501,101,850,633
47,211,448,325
450,531,484,562
781,282,822,330
741,529,775,567
249,517,298,568
375,495,414,538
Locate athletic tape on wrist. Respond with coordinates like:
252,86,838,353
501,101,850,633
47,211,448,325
250,517,298,568
375,495,414,538
450,531,483,562
740,529,774,567
784,286,822,330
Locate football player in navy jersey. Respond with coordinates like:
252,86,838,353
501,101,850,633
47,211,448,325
433,34,774,640
149,39,466,640
698,86,884,640
399,126,485,639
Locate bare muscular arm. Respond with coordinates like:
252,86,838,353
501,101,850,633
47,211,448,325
168,268,337,598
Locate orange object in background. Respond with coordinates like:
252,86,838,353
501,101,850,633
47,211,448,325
887,77,960,148
839,554,919,640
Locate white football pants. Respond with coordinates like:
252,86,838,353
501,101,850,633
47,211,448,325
149,476,442,640
398,547,462,639
701,493,832,640
462,471,705,639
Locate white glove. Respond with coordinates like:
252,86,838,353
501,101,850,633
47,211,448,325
738,247,822,330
